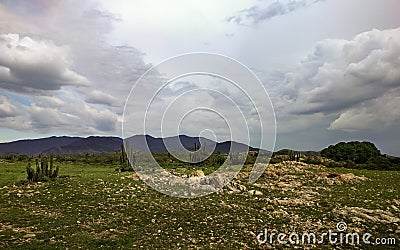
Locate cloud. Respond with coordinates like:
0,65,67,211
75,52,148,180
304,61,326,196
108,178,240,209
85,90,118,106
329,88,400,131
59,101,118,133
33,96,64,108
0,1,151,136
227,0,325,25
26,103,73,129
0,96,19,118
0,98,118,135
0,33,90,93
278,27,400,132
75,45,150,106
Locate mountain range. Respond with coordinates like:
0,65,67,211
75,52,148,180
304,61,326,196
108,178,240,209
0,135,261,156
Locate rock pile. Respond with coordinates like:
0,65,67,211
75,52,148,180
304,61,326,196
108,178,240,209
334,206,400,223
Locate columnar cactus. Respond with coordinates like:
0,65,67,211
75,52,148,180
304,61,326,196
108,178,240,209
26,156,59,182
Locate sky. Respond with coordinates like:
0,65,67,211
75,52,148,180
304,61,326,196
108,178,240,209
0,0,400,155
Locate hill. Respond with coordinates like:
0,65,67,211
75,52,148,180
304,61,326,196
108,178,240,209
0,135,262,156
0,136,80,155
43,136,123,155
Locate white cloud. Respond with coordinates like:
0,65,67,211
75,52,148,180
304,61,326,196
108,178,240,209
260,26,400,150
0,99,119,135
26,104,74,129
0,96,19,118
329,87,400,131
64,102,118,133
0,1,150,136
282,28,400,120
0,33,90,93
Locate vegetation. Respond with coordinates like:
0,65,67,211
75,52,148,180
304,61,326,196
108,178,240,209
228,152,245,165
288,150,301,162
321,141,400,170
272,149,302,163
117,145,134,172
321,141,381,164
0,141,399,248
26,157,59,182
0,157,399,249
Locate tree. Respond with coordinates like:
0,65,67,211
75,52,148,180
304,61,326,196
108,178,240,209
321,141,381,164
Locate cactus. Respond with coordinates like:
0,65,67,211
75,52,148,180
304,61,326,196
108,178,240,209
288,150,301,162
119,144,134,172
228,152,244,165
26,160,35,181
27,156,59,182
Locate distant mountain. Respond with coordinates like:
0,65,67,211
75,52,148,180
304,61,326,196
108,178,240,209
124,134,259,154
125,135,214,153
43,136,122,155
0,135,261,156
0,136,80,155
215,141,259,154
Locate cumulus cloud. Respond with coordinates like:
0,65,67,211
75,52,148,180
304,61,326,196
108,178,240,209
0,98,118,135
0,96,19,118
26,103,73,129
61,101,118,133
280,28,400,132
0,33,90,93
0,1,151,136
329,88,400,131
227,0,325,25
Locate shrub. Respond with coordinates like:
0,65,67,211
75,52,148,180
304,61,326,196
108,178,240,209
204,153,226,166
302,156,322,165
269,157,283,164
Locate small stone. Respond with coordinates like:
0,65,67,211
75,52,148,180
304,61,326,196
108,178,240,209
276,182,286,188
248,190,263,196
263,205,274,211
23,233,36,238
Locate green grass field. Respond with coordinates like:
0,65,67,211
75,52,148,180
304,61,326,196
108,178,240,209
0,160,399,249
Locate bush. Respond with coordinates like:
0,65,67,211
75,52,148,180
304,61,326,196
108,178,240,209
269,157,283,164
205,153,226,167
302,156,322,165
